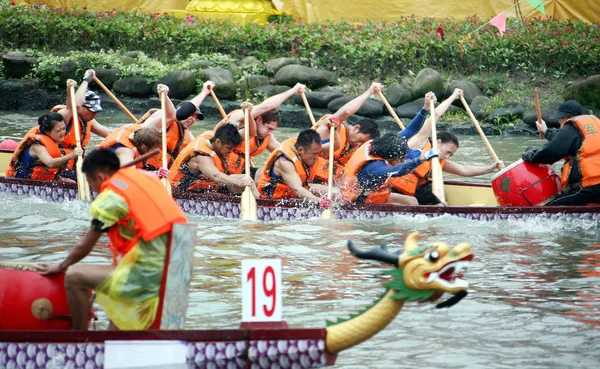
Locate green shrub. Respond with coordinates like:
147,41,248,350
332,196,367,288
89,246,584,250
1,1,599,82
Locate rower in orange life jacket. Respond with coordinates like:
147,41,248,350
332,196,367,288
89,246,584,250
169,117,259,197
37,148,187,331
137,82,213,170
6,113,83,181
340,133,438,206
257,129,332,207
97,124,162,172
522,100,600,205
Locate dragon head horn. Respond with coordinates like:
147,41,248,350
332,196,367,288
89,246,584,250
347,240,398,266
399,232,421,268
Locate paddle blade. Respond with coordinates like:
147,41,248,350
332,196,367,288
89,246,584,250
241,187,258,221
321,208,334,220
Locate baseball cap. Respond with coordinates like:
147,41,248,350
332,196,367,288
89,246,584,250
83,90,103,113
176,101,204,121
550,100,582,120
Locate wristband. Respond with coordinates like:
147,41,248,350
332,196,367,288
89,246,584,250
321,138,330,145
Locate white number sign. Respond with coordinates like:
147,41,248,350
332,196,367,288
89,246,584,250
241,259,282,322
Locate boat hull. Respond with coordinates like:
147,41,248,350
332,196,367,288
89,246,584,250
0,329,336,369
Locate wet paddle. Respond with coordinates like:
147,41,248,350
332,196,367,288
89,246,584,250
429,100,446,204
375,88,405,130
159,91,172,195
210,89,227,119
121,148,160,168
534,89,544,140
92,76,138,123
241,107,258,221
67,82,91,201
321,123,336,219
459,96,501,165
300,91,317,127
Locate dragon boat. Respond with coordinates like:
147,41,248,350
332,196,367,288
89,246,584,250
0,225,473,369
1,148,599,222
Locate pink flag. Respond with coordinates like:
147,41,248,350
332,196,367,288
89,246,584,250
489,12,507,36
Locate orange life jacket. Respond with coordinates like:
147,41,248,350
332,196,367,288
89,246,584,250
50,104,92,151
388,142,445,195
257,138,316,199
313,122,357,183
144,119,193,170
97,125,143,168
101,167,187,264
340,140,391,204
168,131,229,192
5,127,66,180
560,115,600,188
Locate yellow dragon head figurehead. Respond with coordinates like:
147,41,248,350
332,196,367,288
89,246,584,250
348,231,474,308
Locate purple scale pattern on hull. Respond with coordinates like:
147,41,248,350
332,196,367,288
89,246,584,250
0,339,328,369
1,180,598,222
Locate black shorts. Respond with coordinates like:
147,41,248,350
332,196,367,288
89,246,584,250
547,184,600,206
414,182,442,205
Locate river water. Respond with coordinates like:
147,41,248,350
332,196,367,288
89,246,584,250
1,111,599,368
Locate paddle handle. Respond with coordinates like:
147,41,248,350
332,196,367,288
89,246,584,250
376,90,405,130
244,107,251,177
210,89,227,119
534,89,544,140
301,92,317,127
327,125,335,200
67,83,90,201
159,91,172,194
92,76,138,123
459,96,501,164
121,148,160,168
429,100,446,204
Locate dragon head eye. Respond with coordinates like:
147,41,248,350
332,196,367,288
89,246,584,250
425,250,439,263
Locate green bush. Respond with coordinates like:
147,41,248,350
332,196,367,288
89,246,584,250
1,1,599,81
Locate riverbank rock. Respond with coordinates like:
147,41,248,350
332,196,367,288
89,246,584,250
470,96,493,119
199,98,241,118
266,57,298,76
202,68,236,100
522,102,561,129
2,53,38,79
94,68,122,89
188,60,211,71
503,120,539,137
328,95,383,118
277,104,323,128
564,75,600,109
0,79,46,110
275,65,336,89
240,75,269,93
412,68,445,98
250,85,291,102
291,89,343,109
239,56,262,69
488,102,526,124
153,70,197,99
383,82,412,107
113,76,154,97
447,80,484,104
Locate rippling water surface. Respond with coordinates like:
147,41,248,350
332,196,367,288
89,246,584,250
1,112,599,368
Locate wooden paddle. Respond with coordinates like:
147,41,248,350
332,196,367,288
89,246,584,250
459,96,501,164
241,106,258,220
321,123,336,219
375,88,405,130
429,100,446,204
300,91,317,127
534,89,544,140
159,91,172,195
210,89,227,119
92,75,138,123
67,82,91,201
121,148,160,168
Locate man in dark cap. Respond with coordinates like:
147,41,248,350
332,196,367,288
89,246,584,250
522,100,600,205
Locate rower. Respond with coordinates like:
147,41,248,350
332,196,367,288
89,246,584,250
37,148,187,330
312,82,383,184
341,133,439,206
5,113,83,182
257,129,331,208
522,100,600,205
214,83,308,180
97,125,164,176
169,106,259,197
138,82,215,169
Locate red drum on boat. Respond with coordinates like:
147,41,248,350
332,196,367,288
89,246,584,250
491,159,561,206
0,264,90,330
